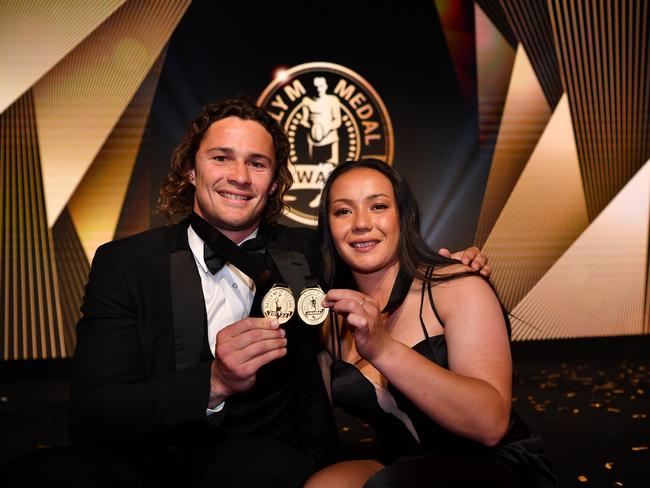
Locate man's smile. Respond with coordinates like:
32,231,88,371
217,191,254,201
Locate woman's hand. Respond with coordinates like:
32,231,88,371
323,289,393,362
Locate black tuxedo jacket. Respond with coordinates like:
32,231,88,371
69,221,336,468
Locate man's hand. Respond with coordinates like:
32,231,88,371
208,317,287,408
438,246,491,277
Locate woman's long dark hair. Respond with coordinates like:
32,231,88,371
318,158,465,287
318,158,514,336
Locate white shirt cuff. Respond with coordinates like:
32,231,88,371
206,400,226,416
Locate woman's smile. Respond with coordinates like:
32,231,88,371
328,168,400,276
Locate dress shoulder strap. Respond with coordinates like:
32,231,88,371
418,267,439,358
427,271,446,328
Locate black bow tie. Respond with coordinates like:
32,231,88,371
203,235,265,274
189,212,270,287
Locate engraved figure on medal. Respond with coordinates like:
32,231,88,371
261,285,295,324
297,286,329,325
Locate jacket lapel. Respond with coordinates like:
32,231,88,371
170,224,207,370
169,223,313,369
263,226,313,299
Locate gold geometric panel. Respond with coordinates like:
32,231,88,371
512,159,650,340
113,148,155,242
483,94,589,311
475,44,552,246
475,2,516,239
548,0,650,220
52,208,89,354
34,0,191,227
646,233,650,334
499,0,563,108
67,50,166,262
476,3,516,149
475,0,517,48
1,90,65,360
0,0,126,113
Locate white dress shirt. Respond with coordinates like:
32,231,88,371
187,225,258,415
187,225,257,356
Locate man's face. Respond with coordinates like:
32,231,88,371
189,116,277,243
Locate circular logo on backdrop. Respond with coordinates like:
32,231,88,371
258,62,394,226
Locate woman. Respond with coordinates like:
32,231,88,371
306,159,556,488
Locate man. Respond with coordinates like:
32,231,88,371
66,98,489,487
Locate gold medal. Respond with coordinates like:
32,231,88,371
261,285,295,324
297,286,329,325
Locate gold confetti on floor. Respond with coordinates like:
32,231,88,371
491,338,650,486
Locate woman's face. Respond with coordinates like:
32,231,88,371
327,168,400,276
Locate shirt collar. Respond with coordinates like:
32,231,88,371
187,225,259,274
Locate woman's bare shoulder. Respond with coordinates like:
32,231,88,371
427,263,497,308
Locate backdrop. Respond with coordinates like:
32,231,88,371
1,0,649,359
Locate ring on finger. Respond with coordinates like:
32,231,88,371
358,296,367,307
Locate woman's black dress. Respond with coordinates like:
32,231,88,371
329,269,557,488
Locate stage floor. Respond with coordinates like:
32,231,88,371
2,335,649,487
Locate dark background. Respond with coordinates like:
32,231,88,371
133,0,482,252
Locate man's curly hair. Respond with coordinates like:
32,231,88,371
156,98,292,223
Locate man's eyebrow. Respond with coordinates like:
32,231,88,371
204,146,234,154
248,152,272,162
204,147,272,161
